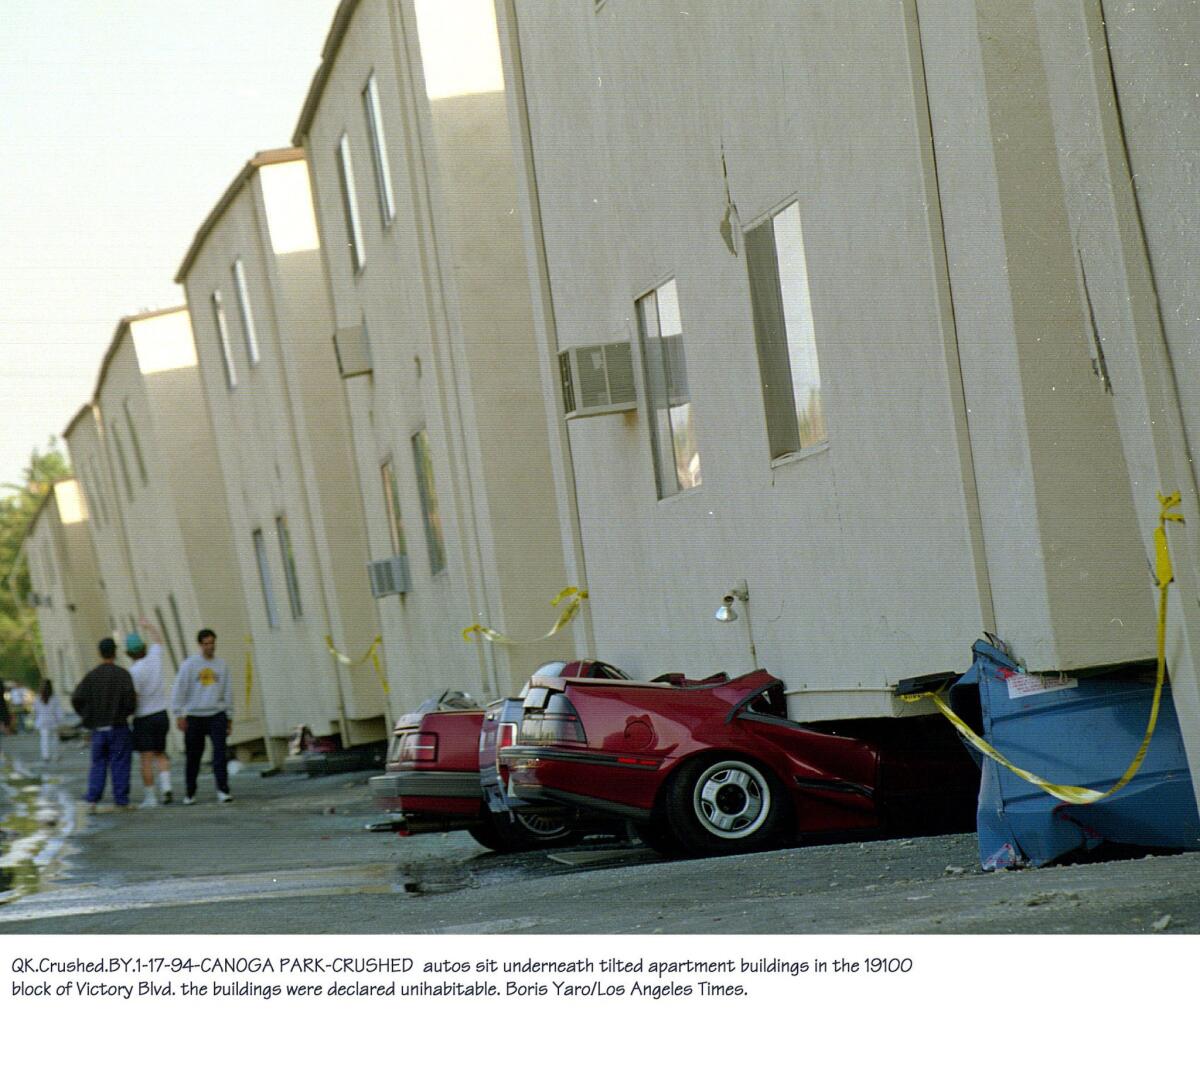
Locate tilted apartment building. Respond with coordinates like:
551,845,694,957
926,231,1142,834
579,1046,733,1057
62,403,142,646
176,148,387,758
21,478,110,697
64,308,264,751
492,0,1200,739
292,0,580,709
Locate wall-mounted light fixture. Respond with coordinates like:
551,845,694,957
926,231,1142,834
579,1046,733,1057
714,579,758,668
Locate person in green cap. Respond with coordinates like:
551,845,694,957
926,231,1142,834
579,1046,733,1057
126,618,173,807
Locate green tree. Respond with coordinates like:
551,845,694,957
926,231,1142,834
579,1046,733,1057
0,440,72,688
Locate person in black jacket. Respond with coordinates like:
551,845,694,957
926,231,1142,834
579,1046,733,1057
72,638,137,812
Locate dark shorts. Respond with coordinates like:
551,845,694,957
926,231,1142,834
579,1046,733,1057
132,710,169,752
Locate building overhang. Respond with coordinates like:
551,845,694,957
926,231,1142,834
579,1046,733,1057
175,147,306,283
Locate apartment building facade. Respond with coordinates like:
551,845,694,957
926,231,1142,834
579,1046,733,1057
21,478,110,697
62,403,142,645
65,308,264,750
494,0,1175,731
176,148,387,757
292,0,579,710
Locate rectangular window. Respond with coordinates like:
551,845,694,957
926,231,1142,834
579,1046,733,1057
84,459,107,528
363,72,396,225
154,606,179,669
252,529,279,628
110,423,135,501
637,279,701,497
212,290,237,388
336,133,366,272
168,593,188,659
276,515,303,620
745,201,826,458
411,430,447,575
122,400,149,485
232,257,261,366
381,458,407,557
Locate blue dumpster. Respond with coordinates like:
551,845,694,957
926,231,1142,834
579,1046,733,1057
949,640,1200,868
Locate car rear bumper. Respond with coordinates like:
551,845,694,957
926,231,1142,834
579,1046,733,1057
369,770,481,823
370,770,479,800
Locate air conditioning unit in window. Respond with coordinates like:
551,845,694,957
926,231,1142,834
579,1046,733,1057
368,554,411,598
558,342,636,418
334,324,372,379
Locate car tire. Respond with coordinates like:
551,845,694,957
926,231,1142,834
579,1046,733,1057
467,810,575,853
633,818,683,857
662,755,789,856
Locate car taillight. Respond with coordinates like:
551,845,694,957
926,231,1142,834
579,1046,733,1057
498,722,517,750
520,694,587,746
399,733,438,763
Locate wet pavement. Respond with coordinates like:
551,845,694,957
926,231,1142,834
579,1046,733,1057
3,730,1200,934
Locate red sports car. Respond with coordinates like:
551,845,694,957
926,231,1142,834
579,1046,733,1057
369,661,629,852
500,669,979,856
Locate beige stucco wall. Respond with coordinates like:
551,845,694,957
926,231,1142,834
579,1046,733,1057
299,0,574,711
23,480,110,700
64,407,141,643
502,0,1159,721
90,313,262,745
180,157,385,749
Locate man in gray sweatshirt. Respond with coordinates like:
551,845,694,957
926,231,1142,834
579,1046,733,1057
170,628,234,805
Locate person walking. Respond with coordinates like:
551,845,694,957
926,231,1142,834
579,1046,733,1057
72,638,137,813
171,628,234,805
32,679,64,764
126,619,174,807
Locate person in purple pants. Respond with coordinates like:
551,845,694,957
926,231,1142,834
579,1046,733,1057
71,637,137,813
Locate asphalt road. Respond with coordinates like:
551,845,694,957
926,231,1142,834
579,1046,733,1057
2,732,1198,934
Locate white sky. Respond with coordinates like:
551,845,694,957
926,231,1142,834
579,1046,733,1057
0,0,341,490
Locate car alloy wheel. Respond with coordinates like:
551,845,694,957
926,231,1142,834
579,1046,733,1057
661,754,788,856
513,811,571,839
692,759,772,840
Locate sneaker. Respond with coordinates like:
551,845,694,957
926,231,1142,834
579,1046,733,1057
182,795,196,806
216,791,234,804
160,790,173,805
140,792,157,809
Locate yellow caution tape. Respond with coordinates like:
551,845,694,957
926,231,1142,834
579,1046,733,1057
901,491,1183,806
325,634,390,696
462,587,588,645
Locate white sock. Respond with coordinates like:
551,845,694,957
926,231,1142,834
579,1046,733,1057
158,771,172,793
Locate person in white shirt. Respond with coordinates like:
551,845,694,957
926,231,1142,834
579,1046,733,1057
126,619,174,807
170,628,233,805
32,679,64,763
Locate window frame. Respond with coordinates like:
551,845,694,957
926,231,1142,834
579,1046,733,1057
109,421,135,501
275,515,303,621
744,198,827,461
636,277,702,499
168,593,188,660
232,257,261,367
154,606,179,669
411,429,447,576
252,528,280,629
362,72,396,226
336,132,367,273
212,289,238,389
122,400,149,485
380,457,407,558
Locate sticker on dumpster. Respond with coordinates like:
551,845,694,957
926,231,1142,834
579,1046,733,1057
1005,672,1078,699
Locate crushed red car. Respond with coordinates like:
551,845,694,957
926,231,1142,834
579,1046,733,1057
500,668,980,856
368,662,629,852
